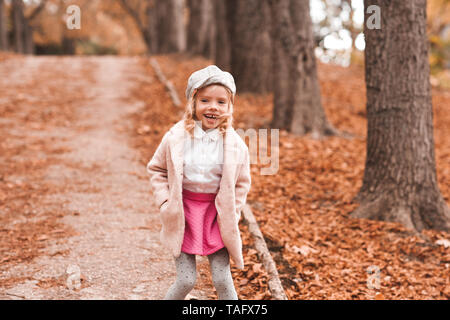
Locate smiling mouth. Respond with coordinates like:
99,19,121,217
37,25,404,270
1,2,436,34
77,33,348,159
204,114,218,119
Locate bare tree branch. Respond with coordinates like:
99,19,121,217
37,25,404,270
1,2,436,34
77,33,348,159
27,0,47,21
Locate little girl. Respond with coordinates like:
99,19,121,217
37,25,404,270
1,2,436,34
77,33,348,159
146,65,251,300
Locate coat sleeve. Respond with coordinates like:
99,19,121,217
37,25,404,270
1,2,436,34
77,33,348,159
234,146,251,220
146,132,171,210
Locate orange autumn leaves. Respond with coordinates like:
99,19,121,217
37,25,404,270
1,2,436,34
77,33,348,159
132,53,449,300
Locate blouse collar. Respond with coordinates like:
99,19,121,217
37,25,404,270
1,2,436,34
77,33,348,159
193,120,220,142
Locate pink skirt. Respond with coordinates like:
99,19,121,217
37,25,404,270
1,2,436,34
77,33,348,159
181,188,225,256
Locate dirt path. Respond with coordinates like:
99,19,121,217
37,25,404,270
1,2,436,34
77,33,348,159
0,56,211,300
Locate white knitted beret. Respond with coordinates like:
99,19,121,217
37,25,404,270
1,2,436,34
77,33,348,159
185,65,236,101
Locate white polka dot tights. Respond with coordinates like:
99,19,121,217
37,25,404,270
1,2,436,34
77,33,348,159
163,247,238,300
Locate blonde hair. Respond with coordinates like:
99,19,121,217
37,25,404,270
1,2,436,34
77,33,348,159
183,84,234,137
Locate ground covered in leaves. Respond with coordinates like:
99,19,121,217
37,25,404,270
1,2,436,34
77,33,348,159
0,51,448,300
131,53,450,300
0,55,89,270
1,54,199,300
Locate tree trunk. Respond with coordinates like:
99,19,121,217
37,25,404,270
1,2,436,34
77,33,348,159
147,1,158,54
158,0,186,53
120,0,154,54
139,0,156,54
154,0,168,53
187,0,215,58
351,0,450,232
268,0,336,137
12,0,24,53
170,0,186,52
214,0,232,70
0,0,8,51
204,0,216,60
62,36,75,55
229,0,272,94
23,23,34,54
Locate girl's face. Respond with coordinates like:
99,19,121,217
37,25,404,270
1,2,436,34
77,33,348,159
194,85,230,130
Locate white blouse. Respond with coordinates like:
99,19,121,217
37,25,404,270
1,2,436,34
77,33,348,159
182,122,224,193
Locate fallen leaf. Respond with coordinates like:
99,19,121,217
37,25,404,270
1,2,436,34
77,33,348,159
435,239,450,248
